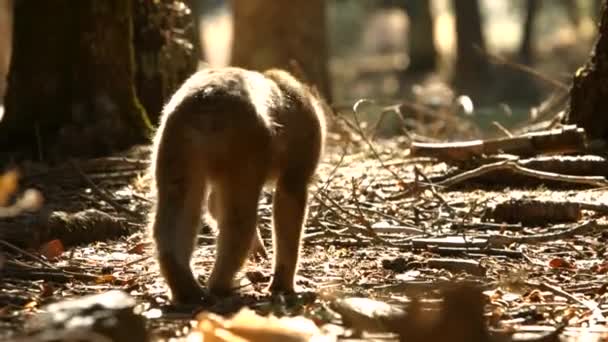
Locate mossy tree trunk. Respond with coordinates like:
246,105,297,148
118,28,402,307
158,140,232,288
567,0,608,140
133,0,199,125
1,0,150,160
230,0,331,101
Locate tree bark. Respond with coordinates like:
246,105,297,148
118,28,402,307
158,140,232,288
451,0,489,93
0,0,12,100
403,0,437,73
1,0,151,160
567,0,608,140
230,0,331,101
133,0,199,125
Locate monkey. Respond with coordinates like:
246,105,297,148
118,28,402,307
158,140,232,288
148,66,327,304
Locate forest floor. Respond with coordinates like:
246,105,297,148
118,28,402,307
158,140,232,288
2,107,608,341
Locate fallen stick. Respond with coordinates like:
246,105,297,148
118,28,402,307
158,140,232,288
410,125,587,162
487,220,598,247
436,161,608,189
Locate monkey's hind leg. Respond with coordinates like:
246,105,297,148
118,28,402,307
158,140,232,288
208,189,267,260
268,172,309,293
151,141,206,303
207,176,265,296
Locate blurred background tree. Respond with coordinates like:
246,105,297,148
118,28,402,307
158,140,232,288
567,0,608,140
451,0,490,95
230,0,331,100
132,0,199,124
0,0,603,160
1,1,151,160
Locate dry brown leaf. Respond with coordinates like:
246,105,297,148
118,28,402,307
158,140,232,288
0,169,18,206
189,307,335,342
548,257,575,270
95,274,117,284
39,239,65,260
127,243,146,255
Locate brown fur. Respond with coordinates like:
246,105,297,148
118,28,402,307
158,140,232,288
148,67,327,303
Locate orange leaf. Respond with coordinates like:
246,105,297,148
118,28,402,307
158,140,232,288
548,257,574,269
39,239,65,260
0,170,18,206
40,283,55,298
592,262,608,274
127,243,146,255
95,274,117,284
23,301,38,309
524,289,545,303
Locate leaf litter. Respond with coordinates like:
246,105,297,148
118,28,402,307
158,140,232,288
2,103,608,341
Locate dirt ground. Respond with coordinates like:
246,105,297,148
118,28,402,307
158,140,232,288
3,109,608,341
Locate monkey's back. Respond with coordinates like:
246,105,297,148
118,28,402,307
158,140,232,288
153,67,326,184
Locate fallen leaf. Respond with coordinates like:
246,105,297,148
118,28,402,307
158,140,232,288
190,307,334,342
23,301,38,309
95,274,117,284
0,169,18,206
127,243,146,255
40,283,55,298
548,257,575,269
39,239,65,260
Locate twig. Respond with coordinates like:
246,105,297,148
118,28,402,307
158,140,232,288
309,146,348,223
414,167,455,214
487,220,598,247
533,277,605,323
349,177,390,245
123,255,153,267
351,99,407,185
315,191,395,246
475,45,569,91
70,160,142,219
492,121,513,137
436,161,608,189
3,260,100,281
340,205,411,226
0,239,58,270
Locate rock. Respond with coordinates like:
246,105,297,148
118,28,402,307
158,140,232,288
25,290,147,342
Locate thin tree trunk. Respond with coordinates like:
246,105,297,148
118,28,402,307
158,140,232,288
519,0,539,65
404,0,437,73
230,0,331,101
451,0,489,93
1,0,150,160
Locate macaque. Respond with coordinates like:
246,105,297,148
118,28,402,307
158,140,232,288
148,67,327,304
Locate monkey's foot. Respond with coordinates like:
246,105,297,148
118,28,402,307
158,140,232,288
170,285,206,305
266,280,297,295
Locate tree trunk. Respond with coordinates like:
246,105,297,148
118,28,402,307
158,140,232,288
133,0,198,125
519,0,539,65
0,0,13,100
451,0,489,93
230,0,331,101
567,0,608,140
403,0,437,73
1,0,150,161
